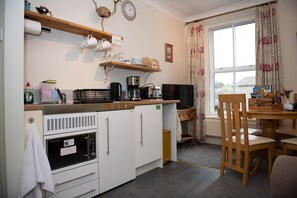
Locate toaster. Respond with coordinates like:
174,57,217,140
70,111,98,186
140,86,162,99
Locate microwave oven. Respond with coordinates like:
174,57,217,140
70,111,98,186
45,132,96,170
162,84,194,109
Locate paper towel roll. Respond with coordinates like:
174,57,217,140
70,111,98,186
24,19,41,35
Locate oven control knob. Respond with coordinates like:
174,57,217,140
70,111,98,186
91,152,96,157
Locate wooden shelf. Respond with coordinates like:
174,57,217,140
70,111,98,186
24,10,122,41
100,62,161,72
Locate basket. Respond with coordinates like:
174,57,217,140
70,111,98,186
248,98,282,112
73,89,112,103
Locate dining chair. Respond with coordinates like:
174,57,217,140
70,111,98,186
218,94,275,186
282,137,297,155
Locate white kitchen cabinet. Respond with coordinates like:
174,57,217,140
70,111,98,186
135,105,162,168
97,109,135,194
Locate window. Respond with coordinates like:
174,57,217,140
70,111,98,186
209,21,256,114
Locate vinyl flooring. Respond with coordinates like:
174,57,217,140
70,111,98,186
97,143,220,198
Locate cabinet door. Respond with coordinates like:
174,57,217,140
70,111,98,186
135,105,162,168
98,110,135,193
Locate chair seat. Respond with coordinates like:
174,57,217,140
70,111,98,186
276,128,297,137
282,137,297,145
231,134,275,146
247,128,262,136
235,128,262,136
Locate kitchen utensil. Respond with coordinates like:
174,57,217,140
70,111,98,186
80,34,97,49
94,38,112,51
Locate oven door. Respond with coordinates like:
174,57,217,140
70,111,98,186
46,132,96,170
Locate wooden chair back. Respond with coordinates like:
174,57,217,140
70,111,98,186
219,94,249,170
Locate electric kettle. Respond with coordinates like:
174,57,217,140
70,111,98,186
110,82,122,101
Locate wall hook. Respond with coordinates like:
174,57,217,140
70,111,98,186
28,117,34,124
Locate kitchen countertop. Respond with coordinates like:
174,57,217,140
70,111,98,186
24,99,179,114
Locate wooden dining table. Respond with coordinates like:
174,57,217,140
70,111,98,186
247,109,297,175
248,110,297,120
248,110,297,138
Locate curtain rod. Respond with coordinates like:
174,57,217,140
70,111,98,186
185,0,278,25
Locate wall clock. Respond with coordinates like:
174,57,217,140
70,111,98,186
121,0,136,21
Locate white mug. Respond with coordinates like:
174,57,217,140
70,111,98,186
80,34,97,49
94,38,112,51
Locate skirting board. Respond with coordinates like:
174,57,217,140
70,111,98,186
204,136,222,145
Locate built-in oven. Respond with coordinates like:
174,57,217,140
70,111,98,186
43,112,98,171
45,131,96,170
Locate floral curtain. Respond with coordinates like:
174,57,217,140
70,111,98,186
256,4,282,94
186,22,206,141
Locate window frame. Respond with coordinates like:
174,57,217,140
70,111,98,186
208,19,256,115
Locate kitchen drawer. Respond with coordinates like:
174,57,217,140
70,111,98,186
47,179,99,198
49,162,98,194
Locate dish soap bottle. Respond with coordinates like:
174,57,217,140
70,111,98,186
24,82,34,104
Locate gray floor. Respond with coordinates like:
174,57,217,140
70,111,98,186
98,142,221,198
99,161,220,198
97,142,271,197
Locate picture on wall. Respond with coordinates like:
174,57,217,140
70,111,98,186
165,43,173,63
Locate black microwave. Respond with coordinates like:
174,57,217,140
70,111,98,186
45,132,96,170
162,84,194,109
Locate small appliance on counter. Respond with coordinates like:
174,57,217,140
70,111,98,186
110,82,122,101
73,89,112,103
139,85,162,99
127,76,141,101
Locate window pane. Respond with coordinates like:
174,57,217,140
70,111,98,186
235,71,255,97
235,23,255,67
214,73,234,108
213,28,233,68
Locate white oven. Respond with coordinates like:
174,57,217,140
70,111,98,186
43,112,99,197
44,112,98,170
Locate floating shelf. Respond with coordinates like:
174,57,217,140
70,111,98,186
100,62,161,72
24,10,122,41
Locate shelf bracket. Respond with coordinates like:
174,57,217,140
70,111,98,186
103,66,115,83
144,71,153,84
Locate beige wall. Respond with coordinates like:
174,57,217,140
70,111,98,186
25,0,186,91
278,0,297,92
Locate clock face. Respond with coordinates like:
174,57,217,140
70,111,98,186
121,0,136,21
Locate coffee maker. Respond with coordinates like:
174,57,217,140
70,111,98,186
127,76,141,101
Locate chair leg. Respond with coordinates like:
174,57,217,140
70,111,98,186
268,145,274,178
220,146,226,176
242,151,249,186
283,144,288,155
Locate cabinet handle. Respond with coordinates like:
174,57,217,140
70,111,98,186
140,113,143,145
74,188,96,198
106,116,110,155
55,172,96,186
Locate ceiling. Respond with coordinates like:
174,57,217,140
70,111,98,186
142,0,272,22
